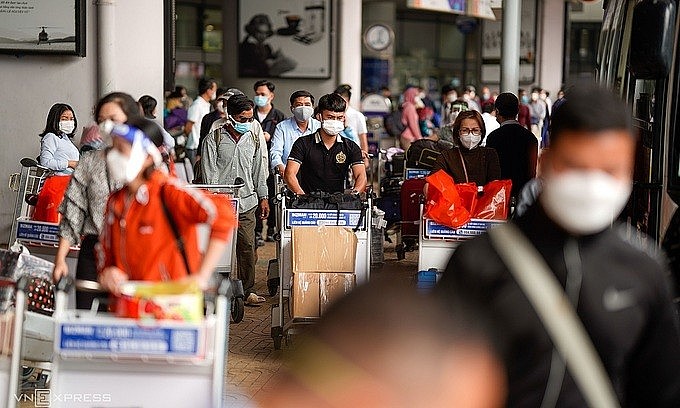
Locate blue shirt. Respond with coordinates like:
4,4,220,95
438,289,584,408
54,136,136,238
40,132,79,175
270,117,320,170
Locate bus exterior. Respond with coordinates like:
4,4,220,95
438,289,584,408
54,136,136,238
597,0,680,258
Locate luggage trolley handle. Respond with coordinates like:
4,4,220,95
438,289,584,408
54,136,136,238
7,276,30,408
191,177,246,195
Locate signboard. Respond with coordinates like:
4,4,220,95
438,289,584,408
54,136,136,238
286,210,365,230
16,219,59,244
57,322,202,357
424,218,504,239
0,0,86,56
405,168,430,180
238,0,331,78
407,0,496,20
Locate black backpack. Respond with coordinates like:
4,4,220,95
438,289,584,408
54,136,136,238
405,139,444,170
384,109,406,137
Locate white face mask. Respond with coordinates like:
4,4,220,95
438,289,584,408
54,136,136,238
541,170,632,235
414,96,425,109
459,134,482,149
210,89,217,101
106,148,130,187
447,94,457,103
322,119,344,136
59,120,75,135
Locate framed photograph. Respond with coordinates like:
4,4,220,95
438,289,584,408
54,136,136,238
0,0,86,56
238,0,331,79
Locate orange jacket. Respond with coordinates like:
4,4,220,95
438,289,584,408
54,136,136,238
97,171,236,281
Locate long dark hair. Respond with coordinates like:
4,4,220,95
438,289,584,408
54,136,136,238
40,103,77,138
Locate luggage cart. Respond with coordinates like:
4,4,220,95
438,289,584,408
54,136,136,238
7,158,80,278
190,182,245,323
418,204,505,272
0,250,57,408
48,276,233,408
270,192,372,350
266,174,286,298
7,158,54,247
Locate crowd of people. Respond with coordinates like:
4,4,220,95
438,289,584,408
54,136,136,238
30,77,679,407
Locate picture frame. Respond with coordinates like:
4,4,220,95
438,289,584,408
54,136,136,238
0,0,86,56
238,0,331,79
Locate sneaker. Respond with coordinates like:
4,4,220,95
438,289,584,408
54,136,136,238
245,293,266,306
256,236,265,247
266,229,276,242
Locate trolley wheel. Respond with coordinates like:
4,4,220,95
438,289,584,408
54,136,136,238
21,366,35,381
267,277,279,297
231,297,245,323
273,232,281,242
272,326,284,350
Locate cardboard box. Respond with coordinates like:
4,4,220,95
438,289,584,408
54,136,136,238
292,272,356,318
320,273,356,315
292,226,357,273
291,226,358,318
292,272,321,319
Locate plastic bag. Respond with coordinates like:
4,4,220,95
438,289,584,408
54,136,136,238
424,170,475,228
473,179,512,220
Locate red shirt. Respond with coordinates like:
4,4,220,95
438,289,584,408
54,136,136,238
97,171,236,281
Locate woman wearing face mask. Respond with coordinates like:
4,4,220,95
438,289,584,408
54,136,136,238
399,87,425,151
52,92,143,309
431,110,501,186
97,123,236,296
33,103,81,223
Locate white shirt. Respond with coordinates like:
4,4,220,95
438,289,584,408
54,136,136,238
345,106,368,138
186,96,211,150
481,112,500,146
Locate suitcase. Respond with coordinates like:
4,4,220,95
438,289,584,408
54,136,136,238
380,176,402,197
376,196,400,226
400,178,426,238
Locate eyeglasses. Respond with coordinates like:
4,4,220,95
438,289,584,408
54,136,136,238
232,115,255,123
459,128,482,136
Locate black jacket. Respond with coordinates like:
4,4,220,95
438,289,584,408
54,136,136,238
436,203,680,408
486,122,538,198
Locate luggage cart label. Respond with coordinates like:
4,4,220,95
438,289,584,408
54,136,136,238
286,210,364,229
425,218,504,239
58,323,201,356
16,219,60,244
405,168,430,179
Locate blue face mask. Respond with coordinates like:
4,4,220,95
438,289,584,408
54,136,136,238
231,116,251,134
253,95,269,107
521,95,530,104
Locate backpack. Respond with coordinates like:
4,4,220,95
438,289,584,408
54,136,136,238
384,108,406,137
405,138,444,170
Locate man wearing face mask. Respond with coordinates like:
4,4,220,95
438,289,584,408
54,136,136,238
253,80,285,244
270,90,320,177
200,94,270,305
285,93,367,195
97,123,235,295
436,85,680,408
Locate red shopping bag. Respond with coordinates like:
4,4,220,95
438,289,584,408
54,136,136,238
33,175,71,223
424,170,476,228
473,179,512,220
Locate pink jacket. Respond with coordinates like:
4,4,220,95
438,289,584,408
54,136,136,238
401,87,423,142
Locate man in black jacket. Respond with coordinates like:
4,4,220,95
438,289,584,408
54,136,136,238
485,92,538,199
436,85,680,407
